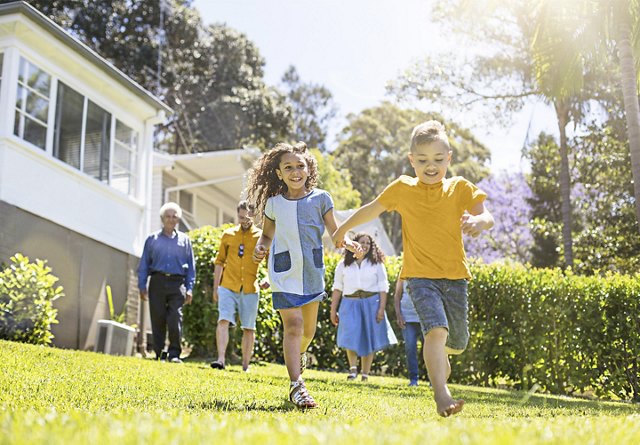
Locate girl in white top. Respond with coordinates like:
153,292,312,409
248,142,361,408
330,232,397,381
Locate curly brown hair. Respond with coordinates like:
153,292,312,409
344,232,385,266
246,141,319,217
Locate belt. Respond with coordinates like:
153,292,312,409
344,290,377,299
151,271,185,280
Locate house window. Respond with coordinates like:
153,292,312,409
53,81,83,169
83,100,111,182
14,57,51,150
112,121,138,195
53,81,138,195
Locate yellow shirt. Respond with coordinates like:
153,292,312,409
377,175,487,280
214,224,262,293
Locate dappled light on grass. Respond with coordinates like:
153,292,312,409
1,340,639,444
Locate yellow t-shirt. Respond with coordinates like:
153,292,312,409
377,175,487,280
214,224,262,293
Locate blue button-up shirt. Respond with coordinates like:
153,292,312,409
138,229,196,292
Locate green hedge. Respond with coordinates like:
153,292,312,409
458,263,640,401
0,253,63,345
186,227,640,401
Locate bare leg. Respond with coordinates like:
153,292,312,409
360,353,374,375
346,350,358,369
241,328,255,371
215,320,230,364
300,301,319,352
279,308,304,381
423,327,464,417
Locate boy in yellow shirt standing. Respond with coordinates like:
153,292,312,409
333,120,494,417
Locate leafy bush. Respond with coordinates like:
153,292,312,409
187,227,640,401
0,253,64,345
456,262,640,401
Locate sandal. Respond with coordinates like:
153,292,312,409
346,366,357,380
300,352,308,374
289,379,317,409
361,374,369,382
210,360,225,370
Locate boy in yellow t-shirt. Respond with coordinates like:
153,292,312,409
333,120,494,417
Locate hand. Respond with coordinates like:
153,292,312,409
376,307,385,323
259,279,271,290
212,288,218,303
332,228,346,248
396,310,406,329
185,290,193,305
343,239,364,259
139,289,148,301
461,213,485,238
330,310,339,326
253,244,268,264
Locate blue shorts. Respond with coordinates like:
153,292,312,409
406,278,469,354
217,286,260,330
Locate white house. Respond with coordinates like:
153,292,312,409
0,1,171,350
151,148,260,232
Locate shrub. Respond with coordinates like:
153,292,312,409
0,253,64,345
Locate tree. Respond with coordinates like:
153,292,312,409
464,172,534,264
281,66,338,150
388,0,608,268
533,0,640,232
333,102,490,250
311,149,361,211
13,0,293,153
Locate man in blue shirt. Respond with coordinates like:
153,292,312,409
138,202,196,363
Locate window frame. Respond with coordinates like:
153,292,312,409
6,51,142,198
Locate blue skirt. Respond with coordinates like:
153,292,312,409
272,291,326,310
336,293,398,356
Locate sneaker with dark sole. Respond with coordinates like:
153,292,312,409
210,360,225,370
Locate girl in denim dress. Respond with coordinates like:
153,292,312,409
247,142,361,409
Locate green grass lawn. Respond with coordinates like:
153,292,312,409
0,340,638,444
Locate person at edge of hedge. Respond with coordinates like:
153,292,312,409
138,202,196,364
330,232,397,382
210,200,269,372
394,275,424,387
247,141,362,410
332,120,494,418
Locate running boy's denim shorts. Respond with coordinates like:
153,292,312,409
406,278,469,354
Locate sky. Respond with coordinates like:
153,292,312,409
192,0,558,173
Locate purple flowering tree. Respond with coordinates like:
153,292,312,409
465,172,534,264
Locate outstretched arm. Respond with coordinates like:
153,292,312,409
324,208,363,257
461,201,494,237
332,200,386,247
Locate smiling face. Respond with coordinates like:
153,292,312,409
276,152,309,194
356,235,371,257
238,208,254,230
409,141,452,185
161,209,180,233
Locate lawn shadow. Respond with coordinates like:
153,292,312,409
454,385,640,416
187,398,297,413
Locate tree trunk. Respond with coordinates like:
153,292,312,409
617,20,640,233
555,100,573,268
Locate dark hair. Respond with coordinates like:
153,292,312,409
344,232,385,266
410,120,450,152
246,142,318,218
237,200,255,213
